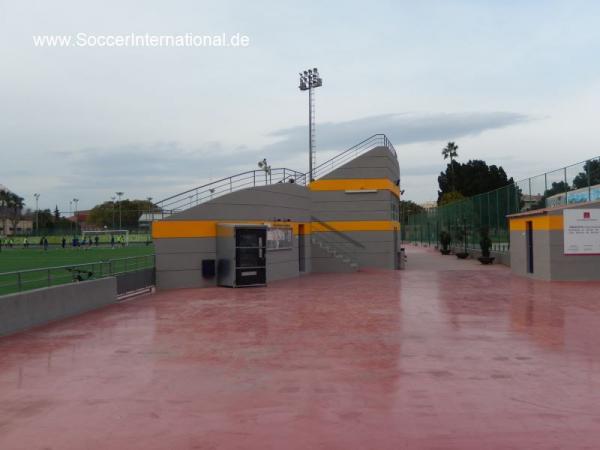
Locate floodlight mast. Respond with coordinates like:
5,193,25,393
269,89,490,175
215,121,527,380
299,67,323,182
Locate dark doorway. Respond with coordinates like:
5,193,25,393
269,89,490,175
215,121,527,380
298,224,306,272
526,221,534,274
234,227,267,286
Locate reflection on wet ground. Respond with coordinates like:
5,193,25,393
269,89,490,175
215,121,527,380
1,245,599,449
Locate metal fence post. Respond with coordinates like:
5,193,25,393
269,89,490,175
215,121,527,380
17,272,22,292
587,159,592,201
564,167,568,203
47,268,51,287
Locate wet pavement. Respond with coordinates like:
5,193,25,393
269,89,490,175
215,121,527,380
1,245,600,449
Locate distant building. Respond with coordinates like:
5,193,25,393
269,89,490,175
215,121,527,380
419,201,437,213
0,184,32,236
0,218,33,236
521,194,543,211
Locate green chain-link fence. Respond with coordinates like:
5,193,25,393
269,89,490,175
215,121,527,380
404,155,600,252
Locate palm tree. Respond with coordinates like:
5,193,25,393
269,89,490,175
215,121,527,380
442,141,459,191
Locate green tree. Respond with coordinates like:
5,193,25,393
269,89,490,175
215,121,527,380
437,159,513,204
572,160,600,189
439,191,465,206
399,200,425,224
0,188,9,236
441,142,459,190
87,199,155,229
37,209,55,231
533,180,570,210
6,192,24,233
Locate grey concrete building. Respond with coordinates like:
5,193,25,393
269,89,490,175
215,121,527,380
152,136,401,289
508,200,600,281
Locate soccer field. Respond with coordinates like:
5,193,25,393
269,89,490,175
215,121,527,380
0,245,155,273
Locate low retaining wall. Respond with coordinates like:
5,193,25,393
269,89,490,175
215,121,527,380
116,268,155,295
449,246,511,266
0,277,117,337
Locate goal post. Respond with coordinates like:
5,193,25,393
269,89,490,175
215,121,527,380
82,230,129,245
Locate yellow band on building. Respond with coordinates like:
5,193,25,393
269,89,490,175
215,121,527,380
152,220,400,239
309,178,400,197
509,215,563,231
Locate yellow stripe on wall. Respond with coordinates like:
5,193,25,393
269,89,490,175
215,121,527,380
311,220,399,232
509,215,563,231
309,178,400,197
152,220,400,239
152,221,217,238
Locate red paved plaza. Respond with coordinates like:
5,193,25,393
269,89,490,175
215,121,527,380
1,246,600,449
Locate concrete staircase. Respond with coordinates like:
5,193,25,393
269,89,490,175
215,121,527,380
311,235,359,272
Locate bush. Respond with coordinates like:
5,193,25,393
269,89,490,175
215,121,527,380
479,227,492,258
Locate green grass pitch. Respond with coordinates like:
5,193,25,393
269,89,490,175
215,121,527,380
0,245,155,273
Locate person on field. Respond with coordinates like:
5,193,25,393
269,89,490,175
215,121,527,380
23,237,28,249
61,237,66,249
111,235,115,249
94,236,99,247
8,238,13,248
43,237,48,251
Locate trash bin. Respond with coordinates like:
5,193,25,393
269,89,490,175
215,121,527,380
399,248,406,270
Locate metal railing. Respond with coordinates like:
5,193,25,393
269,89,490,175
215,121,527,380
310,134,397,180
154,168,306,215
153,134,398,216
0,254,155,296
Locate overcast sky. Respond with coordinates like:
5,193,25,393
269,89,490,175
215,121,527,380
1,0,600,212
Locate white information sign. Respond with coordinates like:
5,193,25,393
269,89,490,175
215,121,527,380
267,226,293,250
564,209,600,255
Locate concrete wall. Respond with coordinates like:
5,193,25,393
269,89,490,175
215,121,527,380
321,146,400,181
448,245,511,266
510,229,552,280
509,202,600,281
311,147,400,271
0,277,117,337
549,228,600,281
116,268,155,295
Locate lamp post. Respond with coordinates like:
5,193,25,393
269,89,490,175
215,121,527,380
146,197,153,230
116,192,124,229
69,200,73,234
258,158,271,185
298,67,323,182
111,196,116,229
33,193,40,234
72,198,79,233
